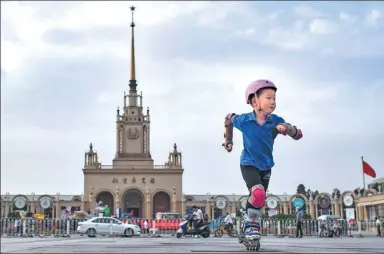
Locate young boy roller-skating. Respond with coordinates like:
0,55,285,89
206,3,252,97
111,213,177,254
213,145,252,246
223,79,303,246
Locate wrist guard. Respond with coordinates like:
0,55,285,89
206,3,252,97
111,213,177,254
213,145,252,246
278,123,303,140
222,113,236,151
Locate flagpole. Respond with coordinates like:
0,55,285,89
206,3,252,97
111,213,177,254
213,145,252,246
361,156,365,190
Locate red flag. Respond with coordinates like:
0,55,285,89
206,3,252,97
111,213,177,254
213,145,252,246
362,160,376,178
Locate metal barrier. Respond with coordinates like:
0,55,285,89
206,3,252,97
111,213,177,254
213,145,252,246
0,218,378,238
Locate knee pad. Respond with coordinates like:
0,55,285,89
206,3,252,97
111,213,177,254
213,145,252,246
248,184,266,209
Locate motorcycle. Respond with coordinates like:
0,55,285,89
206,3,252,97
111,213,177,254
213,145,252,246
176,217,210,238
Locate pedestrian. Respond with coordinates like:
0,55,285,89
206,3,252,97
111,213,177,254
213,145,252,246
223,79,303,241
144,219,149,234
14,217,20,235
295,207,303,238
375,217,381,236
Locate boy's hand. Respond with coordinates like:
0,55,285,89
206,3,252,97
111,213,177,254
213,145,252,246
223,143,233,152
276,124,287,135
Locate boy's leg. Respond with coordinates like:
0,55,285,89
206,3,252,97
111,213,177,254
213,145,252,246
240,166,271,240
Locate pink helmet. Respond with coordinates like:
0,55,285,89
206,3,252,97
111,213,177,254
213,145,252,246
245,79,277,104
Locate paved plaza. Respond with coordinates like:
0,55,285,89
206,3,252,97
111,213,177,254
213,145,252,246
1,235,383,253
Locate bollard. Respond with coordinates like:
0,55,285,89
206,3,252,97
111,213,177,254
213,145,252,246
66,220,70,237
276,221,284,238
22,219,27,236
109,219,113,237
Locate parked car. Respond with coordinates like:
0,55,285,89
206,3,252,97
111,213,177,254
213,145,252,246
77,217,141,237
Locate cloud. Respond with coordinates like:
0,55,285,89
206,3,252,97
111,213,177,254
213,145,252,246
1,1,383,196
365,9,383,27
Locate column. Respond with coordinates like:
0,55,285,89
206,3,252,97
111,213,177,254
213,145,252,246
204,200,210,216
55,193,60,219
309,202,315,219
5,201,9,217
30,202,36,214
283,202,288,215
116,125,120,154
356,205,360,220
363,206,368,220
80,201,85,211
340,202,344,218
115,187,120,217
231,203,236,214
172,187,177,213
335,202,340,216
358,205,364,220
145,187,151,218
181,193,186,214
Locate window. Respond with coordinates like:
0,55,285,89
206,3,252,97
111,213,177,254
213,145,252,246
112,218,122,224
99,218,111,224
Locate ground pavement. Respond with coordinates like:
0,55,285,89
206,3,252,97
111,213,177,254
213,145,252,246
1,235,383,253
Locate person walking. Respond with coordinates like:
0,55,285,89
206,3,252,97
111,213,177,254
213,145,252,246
295,207,303,238
375,217,381,236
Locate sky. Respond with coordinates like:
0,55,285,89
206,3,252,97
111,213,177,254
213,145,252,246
1,1,384,196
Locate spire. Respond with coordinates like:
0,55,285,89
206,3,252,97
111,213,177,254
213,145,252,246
129,5,137,93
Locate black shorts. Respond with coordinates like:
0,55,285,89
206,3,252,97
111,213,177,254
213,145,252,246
240,165,271,191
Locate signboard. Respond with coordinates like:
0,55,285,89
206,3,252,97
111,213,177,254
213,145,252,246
345,208,355,220
293,197,304,208
318,197,330,209
343,194,354,207
266,197,278,209
215,198,227,209
14,197,26,209
268,209,278,217
40,197,51,209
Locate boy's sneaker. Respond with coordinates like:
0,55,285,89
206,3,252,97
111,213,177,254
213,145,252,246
244,221,261,240
243,208,261,240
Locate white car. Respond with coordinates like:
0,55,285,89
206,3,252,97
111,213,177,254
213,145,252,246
77,217,141,237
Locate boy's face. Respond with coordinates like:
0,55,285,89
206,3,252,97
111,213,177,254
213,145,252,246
252,88,276,114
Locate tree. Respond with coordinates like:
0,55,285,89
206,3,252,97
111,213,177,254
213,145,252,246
313,190,319,200
305,188,312,199
296,184,306,196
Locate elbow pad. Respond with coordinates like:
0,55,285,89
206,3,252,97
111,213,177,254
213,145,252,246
222,113,236,149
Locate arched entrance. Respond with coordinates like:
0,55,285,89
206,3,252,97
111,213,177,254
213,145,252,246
122,189,144,218
153,191,171,218
96,191,114,213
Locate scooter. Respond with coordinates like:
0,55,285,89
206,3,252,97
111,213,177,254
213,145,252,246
176,218,210,238
238,209,261,251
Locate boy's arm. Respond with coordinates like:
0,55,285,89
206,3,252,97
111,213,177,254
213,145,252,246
222,113,236,152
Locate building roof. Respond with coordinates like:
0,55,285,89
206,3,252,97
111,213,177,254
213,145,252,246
371,177,384,184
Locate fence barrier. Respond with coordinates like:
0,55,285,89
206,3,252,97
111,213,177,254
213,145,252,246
0,218,379,238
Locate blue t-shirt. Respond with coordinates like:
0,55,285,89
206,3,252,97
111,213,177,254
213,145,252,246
232,111,285,171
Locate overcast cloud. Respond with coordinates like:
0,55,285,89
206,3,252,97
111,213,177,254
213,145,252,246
1,1,383,196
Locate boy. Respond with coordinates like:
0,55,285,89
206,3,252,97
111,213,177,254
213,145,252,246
223,79,303,241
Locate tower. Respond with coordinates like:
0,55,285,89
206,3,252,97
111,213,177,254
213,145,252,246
113,6,153,167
